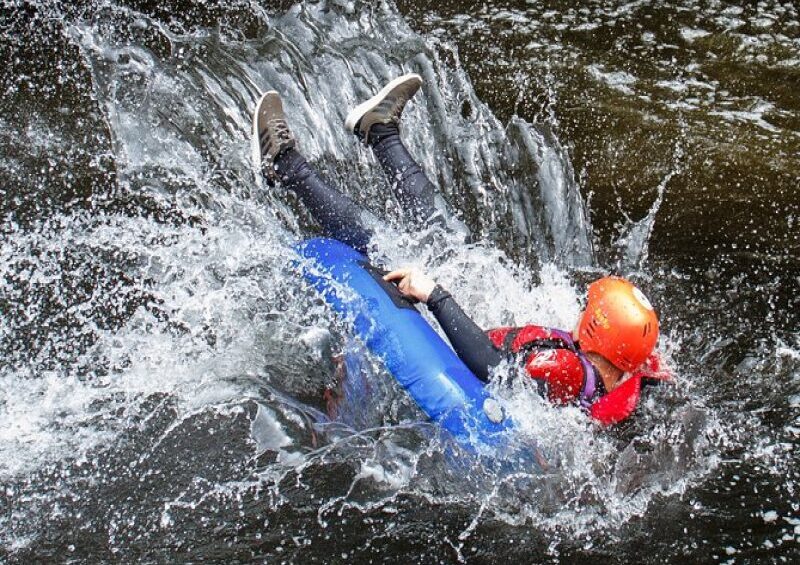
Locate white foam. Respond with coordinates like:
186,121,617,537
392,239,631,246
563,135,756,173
680,28,712,43
709,100,781,133
588,65,638,95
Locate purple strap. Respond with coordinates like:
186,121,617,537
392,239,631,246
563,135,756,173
551,329,597,410
577,354,598,410
550,328,575,346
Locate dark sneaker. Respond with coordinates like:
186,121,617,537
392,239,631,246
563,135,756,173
344,73,423,143
252,91,295,183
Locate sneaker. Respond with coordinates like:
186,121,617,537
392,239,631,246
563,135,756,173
252,91,295,183
344,73,423,143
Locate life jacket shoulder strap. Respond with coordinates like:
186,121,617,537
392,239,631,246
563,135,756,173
500,327,519,352
496,325,577,356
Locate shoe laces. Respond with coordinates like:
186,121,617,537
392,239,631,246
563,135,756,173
269,119,292,142
263,119,293,159
391,94,408,121
389,99,406,121
378,93,409,122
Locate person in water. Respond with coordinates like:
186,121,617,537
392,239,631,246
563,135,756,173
252,74,669,426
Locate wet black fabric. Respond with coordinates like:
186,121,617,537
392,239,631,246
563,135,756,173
274,147,374,252
273,123,440,253
368,123,438,227
426,285,504,382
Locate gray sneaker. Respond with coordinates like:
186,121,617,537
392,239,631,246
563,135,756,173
252,91,295,183
344,73,423,143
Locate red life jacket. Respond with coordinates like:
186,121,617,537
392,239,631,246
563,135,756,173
486,325,666,425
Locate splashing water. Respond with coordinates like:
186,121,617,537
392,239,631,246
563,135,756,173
615,141,684,270
1,0,797,562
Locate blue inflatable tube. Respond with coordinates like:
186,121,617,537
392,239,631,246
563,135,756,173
296,238,512,447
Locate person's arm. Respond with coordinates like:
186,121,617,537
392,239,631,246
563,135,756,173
383,268,504,382
425,285,504,381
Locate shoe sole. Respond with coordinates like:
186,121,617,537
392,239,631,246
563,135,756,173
344,73,423,134
251,90,279,176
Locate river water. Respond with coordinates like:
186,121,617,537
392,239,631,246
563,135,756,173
1,0,798,562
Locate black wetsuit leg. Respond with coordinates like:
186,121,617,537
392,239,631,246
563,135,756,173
368,123,438,227
274,148,373,253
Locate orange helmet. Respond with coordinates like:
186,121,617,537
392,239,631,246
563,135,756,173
576,277,659,372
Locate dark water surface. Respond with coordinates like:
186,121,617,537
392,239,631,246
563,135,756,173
1,1,798,563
